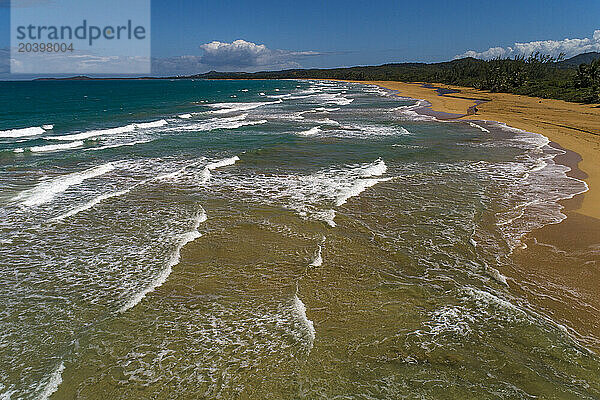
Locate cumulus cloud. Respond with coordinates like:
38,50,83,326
153,39,320,75
456,30,600,60
199,39,319,69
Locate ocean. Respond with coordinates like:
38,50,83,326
0,79,598,399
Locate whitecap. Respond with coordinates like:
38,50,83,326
468,122,490,133
292,294,316,346
0,126,45,138
308,243,323,268
29,141,84,153
86,139,152,151
48,120,167,141
15,163,115,207
35,361,65,400
298,126,321,136
208,100,281,115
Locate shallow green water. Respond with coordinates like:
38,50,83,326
0,79,597,399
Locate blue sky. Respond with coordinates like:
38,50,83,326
1,0,600,76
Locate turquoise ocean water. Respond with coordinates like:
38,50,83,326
0,79,598,398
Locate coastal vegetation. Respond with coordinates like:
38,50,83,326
193,52,600,104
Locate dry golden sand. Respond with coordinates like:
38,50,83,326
357,80,600,219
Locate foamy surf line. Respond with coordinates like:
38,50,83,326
308,238,325,268
208,100,282,115
0,125,51,138
119,207,207,313
15,162,116,207
85,139,153,151
292,294,316,348
298,126,321,136
335,176,393,207
360,81,591,224
53,158,214,221
47,120,168,141
15,140,84,153
52,188,132,221
200,156,240,183
35,361,65,400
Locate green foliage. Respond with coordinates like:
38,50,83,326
574,58,600,103
194,53,600,104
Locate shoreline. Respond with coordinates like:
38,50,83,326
345,80,600,220
333,79,600,351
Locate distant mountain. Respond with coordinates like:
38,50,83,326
557,52,600,68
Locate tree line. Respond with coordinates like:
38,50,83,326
193,53,600,104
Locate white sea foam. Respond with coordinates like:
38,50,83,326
468,122,490,133
319,118,340,126
298,126,321,136
393,99,437,121
225,159,390,227
358,158,387,177
292,294,315,346
48,120,167,141
119,207,207,313
16,163,115,207
172,114,267,132
208,100,281,114
0,126,45,138
318,93,354,106
178,114,192,119
28,141,84,153
136,119,168,129
49,124,136,141
335,177,392,206
307,107,340,113
35,361,65,400
200,156,240,183
484,262,509,286
205,156,240,171
308,243,323,268
52,187,132,221
42,125,54,130
87,139,152,151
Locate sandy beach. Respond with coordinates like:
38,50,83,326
358,80,600,219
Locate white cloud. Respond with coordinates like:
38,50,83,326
456,30,600,60
199,39,319,70
151,39,321,76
